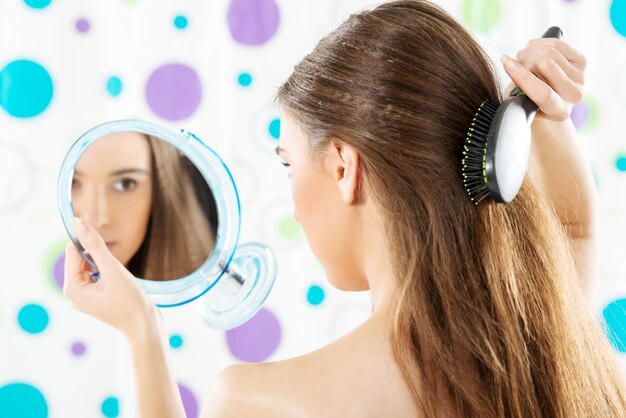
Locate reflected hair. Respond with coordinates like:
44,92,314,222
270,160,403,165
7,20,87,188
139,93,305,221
127,135,217,281
276,1,626,416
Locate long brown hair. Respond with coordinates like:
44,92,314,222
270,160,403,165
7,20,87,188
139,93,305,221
276,1,626,416
127,135,217,281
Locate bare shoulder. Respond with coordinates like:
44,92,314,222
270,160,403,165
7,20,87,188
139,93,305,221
199,362,301,418
199,351,341,418
200,355,335,418
200,318,419,418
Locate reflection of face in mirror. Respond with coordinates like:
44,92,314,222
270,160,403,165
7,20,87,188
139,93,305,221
71,132,218,281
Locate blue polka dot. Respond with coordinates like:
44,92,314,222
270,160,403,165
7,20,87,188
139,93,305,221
101,396,119,417
602,299,626,352
18,304,49,334
611,0,626,38
0,382,48,418
169,334,183,349
615,155,626,172
307,285,325,306
24,0,52,9
0,60,54,118
107,76,122,96
174,15,188,29
268,118,280,140
238,72,253,87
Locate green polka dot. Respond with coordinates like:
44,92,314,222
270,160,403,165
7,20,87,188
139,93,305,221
277,216,300,240
18,304,49,334
462,0,502,33
101,396,119,417
169,334,183,349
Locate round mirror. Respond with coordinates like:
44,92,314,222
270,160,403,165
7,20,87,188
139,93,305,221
70,131,218,281
58,120,277,329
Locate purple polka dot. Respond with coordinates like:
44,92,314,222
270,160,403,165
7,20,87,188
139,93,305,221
53,253,64,290
227,0,280,46
225,308,281,362
178,383,198,418
145,64,202,121
570,102,589,130
76,19,90,33
71,342,86,356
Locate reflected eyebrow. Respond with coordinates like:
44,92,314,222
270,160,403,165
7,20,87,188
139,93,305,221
73,169,150,177
110,169,149,177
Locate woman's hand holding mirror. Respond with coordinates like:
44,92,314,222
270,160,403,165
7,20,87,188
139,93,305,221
63,217,160,339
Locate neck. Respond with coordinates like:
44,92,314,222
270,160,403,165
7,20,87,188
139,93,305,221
361,205,397,319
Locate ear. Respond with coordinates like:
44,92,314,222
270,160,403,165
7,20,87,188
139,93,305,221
328,140,361,205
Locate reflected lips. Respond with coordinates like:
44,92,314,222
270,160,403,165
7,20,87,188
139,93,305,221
105,241,116,249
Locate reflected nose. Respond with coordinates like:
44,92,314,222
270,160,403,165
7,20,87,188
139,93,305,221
75,187,110,228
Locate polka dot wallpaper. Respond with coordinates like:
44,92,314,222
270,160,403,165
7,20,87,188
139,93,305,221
0,0,624,416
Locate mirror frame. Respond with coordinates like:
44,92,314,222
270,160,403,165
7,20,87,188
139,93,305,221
58,119,241,308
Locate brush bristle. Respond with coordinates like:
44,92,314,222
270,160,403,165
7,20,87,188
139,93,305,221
462,100,499,205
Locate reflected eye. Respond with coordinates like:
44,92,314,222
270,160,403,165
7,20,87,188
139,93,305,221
113,178,138,192
281,161,293,179
71,178,81,190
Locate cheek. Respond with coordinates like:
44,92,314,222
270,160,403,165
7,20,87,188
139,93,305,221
118,190,152,261
291,170,364,291
129,191,152,237
72,195,83,218
291,170,337,260
291,172,316,230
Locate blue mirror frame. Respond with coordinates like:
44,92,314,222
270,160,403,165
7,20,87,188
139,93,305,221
57,120,241,308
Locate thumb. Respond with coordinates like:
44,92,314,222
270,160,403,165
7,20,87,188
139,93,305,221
63,241,93,295
71,217,119,276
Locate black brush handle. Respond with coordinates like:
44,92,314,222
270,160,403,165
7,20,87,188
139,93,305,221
509,26,564,98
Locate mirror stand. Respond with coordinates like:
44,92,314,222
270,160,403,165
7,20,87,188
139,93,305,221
197,242,277,330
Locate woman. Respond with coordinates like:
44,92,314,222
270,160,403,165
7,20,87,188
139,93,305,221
72,132,216,281
64,1,626,416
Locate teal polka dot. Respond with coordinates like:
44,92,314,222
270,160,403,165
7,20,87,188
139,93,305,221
174,15,188,29
106,76,122,96
0,60,54,118
0,382,48,418
602,299,626,352
238,72,253,87
615,154,626,172
101,396,119,417
307,285,325,306
268,118,280,140
18,304,49,334
169,334,183,349
24,0,52,9
611,0,626,38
